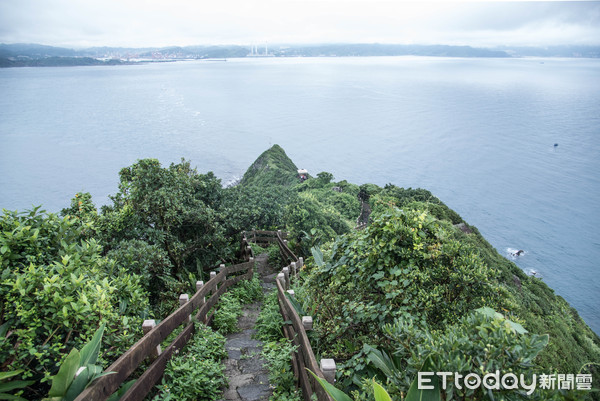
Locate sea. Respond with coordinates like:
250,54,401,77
0,56,599,334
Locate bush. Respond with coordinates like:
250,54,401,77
99,158,227,276
285,192,350,255
265,243,284,269
302,208,508,388
0,209,146,398
364,308,551,399
212,294,242,335
261,338,302,401
229,273,263,304
153,323,227,401
105,239,182,316
255,291,285,343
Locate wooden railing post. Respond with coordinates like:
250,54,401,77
287,289,295,296
282,266,290,289
142,320,161,358
210,271,217,281
320,359,336,384
179,294,192,323
196,281,205,306
277,273,285,287
220,264,226,280
302,316,313,331
291,261,297,276
298,257,304,269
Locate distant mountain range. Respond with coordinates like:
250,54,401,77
1,42,598,67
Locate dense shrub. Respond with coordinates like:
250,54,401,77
152,323,227,401
265,243,284,269
365,309,552,399
221,184,293,238
213,273,263,334
229,273,263,304
261,338,302,401
372,184,463,224
0,209,146,398
212,294,242,335
301,207,510,388
256,291,302,401
105,239,183,316
99,158,227,275
285,192,351,254
254,291,285,343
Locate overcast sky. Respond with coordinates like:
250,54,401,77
0,1,598,48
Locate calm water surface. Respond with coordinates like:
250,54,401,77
1,57,599,333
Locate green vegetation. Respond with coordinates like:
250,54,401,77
1,144,598,399
151,323,227,401
240,144,299,187
298,204,599,399
254,291,285,343
255,291,302,401
0,208,146,399
212,273,263,334
261,338,302,401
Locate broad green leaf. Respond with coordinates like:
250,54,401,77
364,344,396,378
405,358,441,401
475,307,503,320
106,380,136,401
0,394,30,401
0,321,10,338
307,369,352,401
0,370,23,381
80,323,105,366
311,246,324,267
372,379,393,401
47,348,80,397
64,367,90,401
0,379,35,393
285,293,307,316
508,320,528,334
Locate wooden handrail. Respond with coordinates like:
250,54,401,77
245,229,289,245
75,259,254,401
276,232,298,263
275,279,332,401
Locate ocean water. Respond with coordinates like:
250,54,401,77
1,57,599,333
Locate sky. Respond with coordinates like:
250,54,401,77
0,0,599,48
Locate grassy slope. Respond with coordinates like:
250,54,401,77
243,146,600,373
454,225,600,372
240,144,299,187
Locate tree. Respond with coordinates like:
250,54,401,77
0,208,146,398
99,159,226,275
316,171,334,185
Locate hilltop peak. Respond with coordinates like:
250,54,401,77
240,145,299,187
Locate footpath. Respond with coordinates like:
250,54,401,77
220,253,278,401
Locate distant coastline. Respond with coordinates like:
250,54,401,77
1,42,599,68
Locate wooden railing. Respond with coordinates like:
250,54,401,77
270,231,334,401
275,230,298,263
239,233,254,260
355,221,367,230
275,278,333,401
75,246,255,401
246,229,288,246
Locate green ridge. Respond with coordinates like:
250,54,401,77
240,144,299,187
